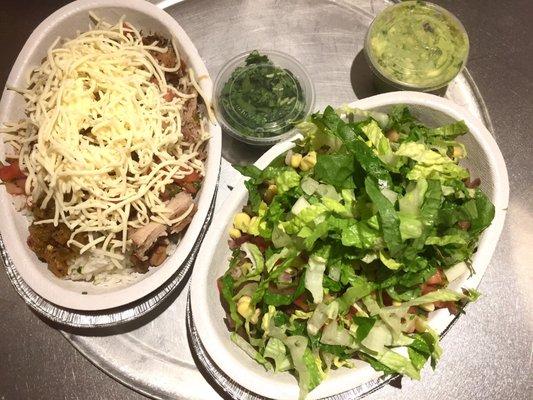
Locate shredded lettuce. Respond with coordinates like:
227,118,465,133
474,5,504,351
231,333,272,371
275,169,301,194
361,119,401,168
305,255,327,304
374,349,420,379
224,105,493,399
264,337,292,372
241,242,264,276
284,336,323,399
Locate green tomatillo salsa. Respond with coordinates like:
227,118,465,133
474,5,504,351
366,1,469,90
219,51,307,139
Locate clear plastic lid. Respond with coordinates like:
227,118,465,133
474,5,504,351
214,50,315,146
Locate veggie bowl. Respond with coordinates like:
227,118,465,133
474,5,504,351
191,92,508,399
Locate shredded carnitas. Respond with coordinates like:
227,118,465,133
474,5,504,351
1,14,210,269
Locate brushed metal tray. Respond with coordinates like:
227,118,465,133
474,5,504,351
63,0,494,399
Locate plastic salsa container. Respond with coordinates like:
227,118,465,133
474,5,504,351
365,1,469,92
213,50,314,146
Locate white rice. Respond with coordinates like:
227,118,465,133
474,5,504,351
65,239,180,286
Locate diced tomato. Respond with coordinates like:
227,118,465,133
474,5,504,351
426,269,445,286
250,236,268,253
4,178,26,195
163,90,176,102
227,229,269,251
229,234,252,250
174,171,202,184
174,172,202,194
420,269,445,295
346,306,358,319
294,294,309,312
382,291,393,306
421,283,436,295
407,306,418,314
0,161,26,182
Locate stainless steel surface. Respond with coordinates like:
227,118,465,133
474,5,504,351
63,286,218,400
0,1,531,400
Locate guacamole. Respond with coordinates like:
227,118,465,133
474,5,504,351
366,1,469,90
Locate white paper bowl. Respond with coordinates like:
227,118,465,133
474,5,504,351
190,92,509,399
0,0,221,311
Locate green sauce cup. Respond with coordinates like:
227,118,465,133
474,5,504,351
214,50,315,146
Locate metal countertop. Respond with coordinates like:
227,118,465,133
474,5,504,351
0,1,531,399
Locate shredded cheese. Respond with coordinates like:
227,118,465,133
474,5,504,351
2,15,210,263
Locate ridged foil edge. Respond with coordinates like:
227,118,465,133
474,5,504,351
186,285,465,400
0,183,218,329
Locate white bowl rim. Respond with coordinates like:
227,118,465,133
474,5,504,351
0,0,221,311
190,91,509,400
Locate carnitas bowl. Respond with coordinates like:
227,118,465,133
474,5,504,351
0,0,221,311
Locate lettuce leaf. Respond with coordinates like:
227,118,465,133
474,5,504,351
353,316,377,342
427,120,468,138
314,153,355,189
305,255,327,304
264,337,292,372
231,333,272,371
275,169,302,194
241,242,264,276
396,142,469,181
284,336,323,399
361,119,400,168
220,275,243,329
313,106,393,186
341,220,380,249
365,177,404,257
407,162,469,181
264,274,306,307
375,350,420,379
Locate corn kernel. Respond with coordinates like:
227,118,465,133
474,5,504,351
420,303,435,312
290,153,303,169
414,316,427,332
229,228,241,239
299,151,317,171
392,301,402,307
233,212,251,231
452,145,463,158
250,308,261,324
237,295,253,318
247,216,260,235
